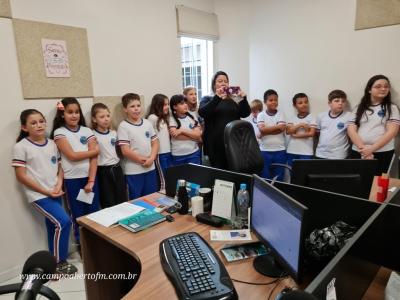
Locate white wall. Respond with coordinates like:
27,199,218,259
0,0,214,281
214,0,250,95
248,0,400,117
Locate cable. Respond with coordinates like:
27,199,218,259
231,277,281,285
267,276,287,300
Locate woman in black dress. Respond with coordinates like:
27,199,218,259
199,71,250,169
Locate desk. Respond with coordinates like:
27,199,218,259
77,193,296,300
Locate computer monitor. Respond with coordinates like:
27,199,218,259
251,175,308,283
387,153,398,179
291,159,379,199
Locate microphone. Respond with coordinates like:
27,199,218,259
16,251,56,300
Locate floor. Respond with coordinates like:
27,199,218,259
0,251,86,300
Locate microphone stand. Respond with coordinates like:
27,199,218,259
0,283,60,300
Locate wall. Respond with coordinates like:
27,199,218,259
214,0,250,94
0,0,214,281
248,0,400,116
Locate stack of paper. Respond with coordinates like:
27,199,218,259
86,202,144,227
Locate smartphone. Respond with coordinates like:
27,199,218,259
223,86,240,95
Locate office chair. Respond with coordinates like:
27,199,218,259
224,120,264,174
270,163,292,183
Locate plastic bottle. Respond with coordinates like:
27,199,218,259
177,179,189,214
237,183,250,226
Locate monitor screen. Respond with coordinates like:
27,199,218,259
291,159,379,199
251,175,308,282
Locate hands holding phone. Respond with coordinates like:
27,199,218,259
216,86,246,102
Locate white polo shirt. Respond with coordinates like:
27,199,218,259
93,129,120,166
287,114,316,155
169,115,199,156
12,138,60,203
257,110,286,151
147,114,171,154
316,110,352,159
349,104,400,152
53,126,96,179
117,119,158,175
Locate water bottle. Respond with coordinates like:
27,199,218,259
237,183,250,227
177,179,189,214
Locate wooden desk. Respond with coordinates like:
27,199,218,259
369,176,400,201
77,193,296,300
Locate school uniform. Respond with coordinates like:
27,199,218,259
257,110,287,180
242,115,261,143
147,114,172,191
12,138,71,262
315,110,352,159
169,115,202,166
188,109,204,125
117,119,158,199
94,129,127,208
286,114,316,166
54,126,100,243
348,104,400,174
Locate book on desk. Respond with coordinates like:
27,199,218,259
118,209,166,232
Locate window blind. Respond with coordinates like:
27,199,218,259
176,5,219,41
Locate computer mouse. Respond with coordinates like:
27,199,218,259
166,215,175,222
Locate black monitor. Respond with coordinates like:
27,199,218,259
251,175,308,283
387,153,398,179
291,159,379,199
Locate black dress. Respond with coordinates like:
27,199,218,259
199,94,250,169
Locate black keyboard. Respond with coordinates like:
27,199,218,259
160,232,238,300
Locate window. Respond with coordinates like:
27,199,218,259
180,37,213,99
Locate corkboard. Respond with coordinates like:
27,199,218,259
13,19,93,99
0,0,11,18
93,95,145,130
355,0,400,30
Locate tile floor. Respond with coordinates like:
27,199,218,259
0,252,86,300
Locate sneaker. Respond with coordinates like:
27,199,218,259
56,261,78,276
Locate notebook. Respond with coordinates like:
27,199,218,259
118,210,166,233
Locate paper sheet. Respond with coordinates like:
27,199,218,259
210,229,252,241
86,202,144,227
76,189,94,204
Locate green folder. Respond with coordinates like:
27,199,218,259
118,209,166,233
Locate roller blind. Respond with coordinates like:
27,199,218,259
176,5,219,40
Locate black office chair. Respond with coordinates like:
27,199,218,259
224,120,264,174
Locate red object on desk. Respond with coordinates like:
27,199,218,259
376,176,389,202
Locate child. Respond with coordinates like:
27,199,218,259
146,94,172,191
348,75,400,174
315,90,352,159
13,109,77,274
257,89,287,180
243,99,263,141
183,86,204,125
183,86,199,118
91,103,127,208
118,93,160,199
51,97,100,245
169,94,202,166
286,93,316,166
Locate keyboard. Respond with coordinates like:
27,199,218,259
160,232,238,300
